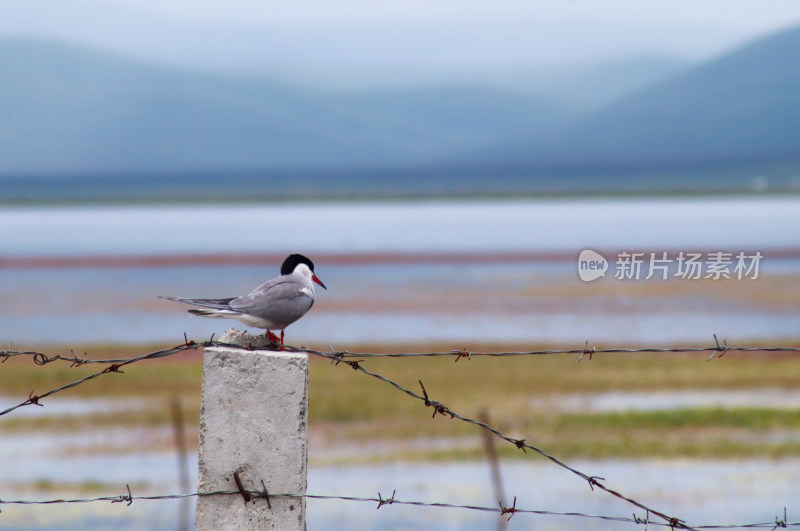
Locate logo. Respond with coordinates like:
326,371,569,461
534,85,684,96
578,249,608,282
577,250,763,282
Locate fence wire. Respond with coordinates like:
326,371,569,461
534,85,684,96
0,488,796,530
2,334,797,418
1,335,799,530
311,351,694,527
5,334,798,367
0,337,210,417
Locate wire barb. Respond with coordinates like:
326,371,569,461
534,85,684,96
111,484,133,506
233,471,252,504
103,363,124,374
578,340,596,362
183,332,196,347
26,390,42,407
453,348,472,362
376,490,396,509
633,510,650,525
260,480,272,510
773,507,788,529
708,334,730,361
587,476,605,491
418,380,453,419
68,349,88,367
499,495,518,521
344,359,363,370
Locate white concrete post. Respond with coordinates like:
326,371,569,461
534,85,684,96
195,329,308,530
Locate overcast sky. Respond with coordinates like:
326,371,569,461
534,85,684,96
100,0,800,28
2,0,800,76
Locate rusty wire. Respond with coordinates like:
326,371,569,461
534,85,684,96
0,337,213,417
0,335,217,367
3,334,797,367
1,335,798,529
291,335,799,362
311,350,700,528
0,487,795,529
2,334,794,418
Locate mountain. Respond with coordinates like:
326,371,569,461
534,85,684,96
491,55,689,110
501,23,800,170
2,22,799,179
0,38,575,175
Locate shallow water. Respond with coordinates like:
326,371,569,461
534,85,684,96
1,454,796,530
0,258,798,345
3,197,800,257
308,459,799,530
2,196,799,345
529,388,800,413
2,196,797,529
2,384,799,530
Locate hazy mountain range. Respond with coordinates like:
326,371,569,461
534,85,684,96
1,23,799,185
515,23,800,171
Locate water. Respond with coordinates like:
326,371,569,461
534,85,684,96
0,259,798,344
2,450,796,530
1,192,798,531
12,390,800,529
528,388,800,413
2,196,799,256
4,169,797,204
1,197,798,345
308,459,799,530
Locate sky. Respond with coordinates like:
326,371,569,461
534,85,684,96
95,0,800,28
2,0,800,83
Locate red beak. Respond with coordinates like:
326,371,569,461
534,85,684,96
312,274,327,290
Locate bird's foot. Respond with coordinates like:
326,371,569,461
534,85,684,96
265,330,281,344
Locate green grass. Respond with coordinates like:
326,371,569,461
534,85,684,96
306,345,800,460
0,343,203,397
307,347,800,422
2,342,799,461
21,478,151,494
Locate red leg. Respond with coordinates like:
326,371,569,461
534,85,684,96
266,330,280,343
280,330,285,345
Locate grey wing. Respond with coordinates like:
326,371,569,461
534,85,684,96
159,296,235,310
229,279,314,324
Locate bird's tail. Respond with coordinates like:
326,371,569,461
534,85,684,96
188,308,238,319
158,296,235,310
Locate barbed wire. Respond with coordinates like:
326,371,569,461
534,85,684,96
3,334,798,368
3,333,795,419
2,335,798,529
309,350,701,528
0,337,213,417
0,486,795,529
0,334,216,367
292,335,800,362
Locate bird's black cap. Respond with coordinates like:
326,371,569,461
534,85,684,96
281,254,315,275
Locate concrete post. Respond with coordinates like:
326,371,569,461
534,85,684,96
195,328,308,530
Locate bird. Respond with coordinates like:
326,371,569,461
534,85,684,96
159,253,326,344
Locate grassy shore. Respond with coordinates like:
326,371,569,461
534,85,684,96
1,341,799,462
